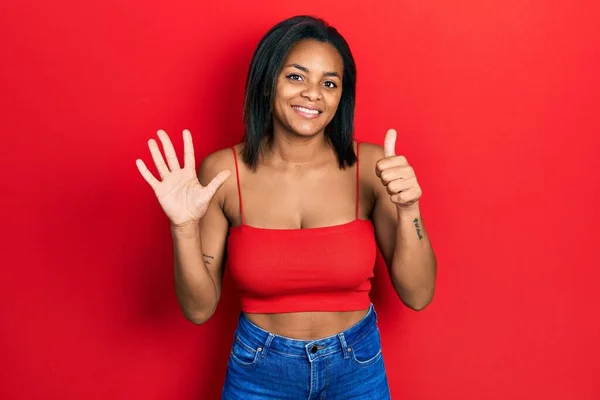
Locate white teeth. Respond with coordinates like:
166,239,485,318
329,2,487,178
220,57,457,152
294,106,319,115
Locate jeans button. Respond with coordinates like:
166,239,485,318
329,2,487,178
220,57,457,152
310,345,318,354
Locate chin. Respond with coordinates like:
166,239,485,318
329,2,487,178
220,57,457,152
289,117,330,137
292,124,325,137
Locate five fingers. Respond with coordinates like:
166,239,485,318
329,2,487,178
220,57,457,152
137,129,195,185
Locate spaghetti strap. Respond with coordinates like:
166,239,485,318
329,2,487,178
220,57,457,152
231,147,244,224
355,141,360,219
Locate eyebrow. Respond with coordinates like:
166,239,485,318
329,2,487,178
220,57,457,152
285,63,341,79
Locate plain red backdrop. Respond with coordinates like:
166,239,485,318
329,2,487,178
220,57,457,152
1,0,599,399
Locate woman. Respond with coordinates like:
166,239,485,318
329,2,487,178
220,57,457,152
136,15,436,400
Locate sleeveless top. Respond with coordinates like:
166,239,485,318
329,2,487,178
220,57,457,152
226,143,377,313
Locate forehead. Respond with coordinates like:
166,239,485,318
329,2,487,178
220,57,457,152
283,39,344,72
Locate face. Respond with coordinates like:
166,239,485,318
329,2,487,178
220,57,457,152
272,39,344,138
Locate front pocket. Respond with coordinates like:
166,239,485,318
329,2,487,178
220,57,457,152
230,335,260,367
350,330,383,367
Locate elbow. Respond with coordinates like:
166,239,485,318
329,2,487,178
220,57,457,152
181,303,217,325
175,286,218,325
398,287,435,312
414,289,436,311
185,310,213,325
408,297,433,311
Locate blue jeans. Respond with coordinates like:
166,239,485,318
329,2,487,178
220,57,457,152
222,303,391,399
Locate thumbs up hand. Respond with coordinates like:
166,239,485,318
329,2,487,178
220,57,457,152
375,129,423,211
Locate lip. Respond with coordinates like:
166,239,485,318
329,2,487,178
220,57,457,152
291,104,322,112
291,105,323,119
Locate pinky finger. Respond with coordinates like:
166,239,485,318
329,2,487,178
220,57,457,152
136,159,160,190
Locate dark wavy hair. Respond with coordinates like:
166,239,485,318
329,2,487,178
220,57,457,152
242,15,357,170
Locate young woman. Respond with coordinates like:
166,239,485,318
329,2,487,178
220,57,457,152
136,15,436,400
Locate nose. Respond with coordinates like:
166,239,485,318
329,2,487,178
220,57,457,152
300,82,322,102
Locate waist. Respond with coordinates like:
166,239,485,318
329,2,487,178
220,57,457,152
245,308,369,340
235,303,378,356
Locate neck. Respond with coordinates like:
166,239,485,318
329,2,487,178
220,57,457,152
265,129,330,166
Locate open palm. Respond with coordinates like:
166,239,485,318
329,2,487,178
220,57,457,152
135,129,230,227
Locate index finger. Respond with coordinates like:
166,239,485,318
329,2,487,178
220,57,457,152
182,129,196,170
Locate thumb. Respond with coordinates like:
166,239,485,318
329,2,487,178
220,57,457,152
384,129,397,158
205,170,232,197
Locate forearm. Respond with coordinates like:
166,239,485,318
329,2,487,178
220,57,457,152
171,224,218,323
390,204,437,310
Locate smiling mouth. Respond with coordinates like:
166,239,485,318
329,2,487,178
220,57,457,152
291,105,322,119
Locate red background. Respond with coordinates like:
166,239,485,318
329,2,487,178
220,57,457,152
1,1,599,399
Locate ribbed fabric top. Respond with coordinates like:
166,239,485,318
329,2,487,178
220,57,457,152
226,144,377,313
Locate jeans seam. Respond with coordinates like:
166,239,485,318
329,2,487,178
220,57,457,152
325,355,329,394
236,336,257,354
351,349,382,366
229,348,260,368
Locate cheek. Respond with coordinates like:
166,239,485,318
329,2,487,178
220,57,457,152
275,81,299,102
273,88,297,117
272,90,288,116
325,93,342,114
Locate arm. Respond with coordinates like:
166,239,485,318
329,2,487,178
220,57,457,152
363,138,437,310
372,197,436,310
173,150,231,324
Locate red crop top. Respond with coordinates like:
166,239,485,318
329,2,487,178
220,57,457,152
226,144,377,313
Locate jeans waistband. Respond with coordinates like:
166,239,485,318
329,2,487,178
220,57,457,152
234,303,378,360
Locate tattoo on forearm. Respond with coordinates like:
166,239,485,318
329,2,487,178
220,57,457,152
203,254,214,265
413,218,423,240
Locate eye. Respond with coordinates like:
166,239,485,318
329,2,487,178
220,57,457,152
286,74,304,82
324,81,338,89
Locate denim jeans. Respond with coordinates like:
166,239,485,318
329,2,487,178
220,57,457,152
221,303,391,399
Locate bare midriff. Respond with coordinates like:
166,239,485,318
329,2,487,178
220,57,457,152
244,309,370,340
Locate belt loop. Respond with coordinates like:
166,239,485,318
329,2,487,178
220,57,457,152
338,332,350,359
260,333,275,358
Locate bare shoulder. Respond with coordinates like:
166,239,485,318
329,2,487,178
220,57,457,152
198,144,243,202
198,147,230,181
357,141,384,181
358,141,385,164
